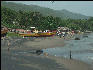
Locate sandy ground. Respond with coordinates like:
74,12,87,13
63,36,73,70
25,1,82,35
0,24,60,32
46,55,93,70
1,36,93,70
23,36,66,49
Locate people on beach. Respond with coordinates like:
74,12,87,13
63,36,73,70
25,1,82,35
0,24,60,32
7,41,10,52
59,33,62,38
70,50,72,59
44,52,49,56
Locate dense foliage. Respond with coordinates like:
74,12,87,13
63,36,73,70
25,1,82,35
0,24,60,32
1,6,93,31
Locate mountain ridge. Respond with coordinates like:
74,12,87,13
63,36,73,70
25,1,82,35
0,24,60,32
1,1,90,19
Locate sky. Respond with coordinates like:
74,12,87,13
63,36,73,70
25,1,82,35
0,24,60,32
6,1,93,16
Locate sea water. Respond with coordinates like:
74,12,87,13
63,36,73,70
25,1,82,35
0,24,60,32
43,33,93,65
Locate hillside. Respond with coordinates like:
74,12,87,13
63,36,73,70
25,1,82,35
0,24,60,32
1,1,90,19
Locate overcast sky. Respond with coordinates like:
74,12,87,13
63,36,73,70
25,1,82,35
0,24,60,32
6,1,93,16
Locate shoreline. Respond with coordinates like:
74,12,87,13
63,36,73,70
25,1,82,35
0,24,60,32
44,55,93,70
1,35,93,70
23,36,66,49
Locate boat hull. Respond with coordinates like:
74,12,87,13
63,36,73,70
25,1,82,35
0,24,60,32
19,33,40,37
38,32,55,37
1,29,8,34
19,32,56,37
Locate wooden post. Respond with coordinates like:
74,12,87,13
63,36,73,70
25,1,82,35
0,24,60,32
8,47,10,52
70,50,72,59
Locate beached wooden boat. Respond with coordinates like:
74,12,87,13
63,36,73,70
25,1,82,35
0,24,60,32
85,30,92,33
19,33,40,37
1,29,8,34
1,26,8,37
19,32,56,37
38,32,56,37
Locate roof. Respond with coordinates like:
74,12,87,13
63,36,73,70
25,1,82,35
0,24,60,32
30,27,35,28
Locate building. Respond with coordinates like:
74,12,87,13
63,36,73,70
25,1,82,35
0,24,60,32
16,29,25,33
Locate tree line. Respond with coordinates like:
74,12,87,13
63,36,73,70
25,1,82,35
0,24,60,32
1,6,93,31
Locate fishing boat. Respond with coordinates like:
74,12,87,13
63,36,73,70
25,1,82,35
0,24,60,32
38,32,56,37
85,30,92,33
19,33,40,37
19,32,56,37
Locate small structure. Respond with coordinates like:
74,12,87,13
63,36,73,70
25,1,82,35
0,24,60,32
11,29,16,32
32,29,38,33
16,29,25,33
8,28,12,32
74,30,80,34
43,30,50,33
30,27,37,33
38,30,42,33
25,30,31,33
30,27,35,30
57,27,70,37
30,27,35,29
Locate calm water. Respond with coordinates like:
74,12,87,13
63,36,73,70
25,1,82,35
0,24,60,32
43,33,93,65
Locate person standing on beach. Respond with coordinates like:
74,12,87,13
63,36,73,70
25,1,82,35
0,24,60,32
59,32,62,38
7,40,10,52
57,30,62,38
43,48,49,56
70,50,72,59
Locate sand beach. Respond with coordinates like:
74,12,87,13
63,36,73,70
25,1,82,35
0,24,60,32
1,36,93,70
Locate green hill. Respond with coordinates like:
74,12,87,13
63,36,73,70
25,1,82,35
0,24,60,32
1,1,90,19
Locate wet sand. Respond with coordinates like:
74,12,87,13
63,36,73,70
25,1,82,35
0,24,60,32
46,55,93,70
1,36,93,70
23,36,66,49
1,51,67,70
